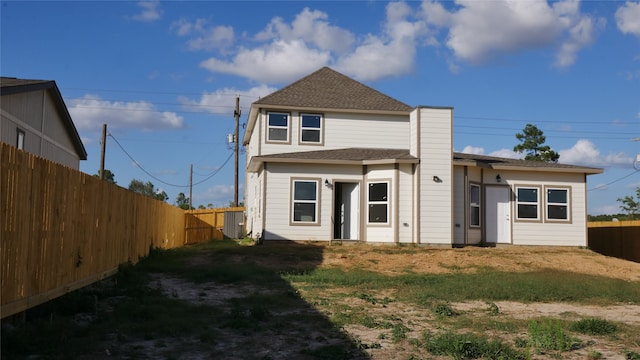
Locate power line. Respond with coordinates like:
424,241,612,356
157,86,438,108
588,170,640,192
108,133,234,188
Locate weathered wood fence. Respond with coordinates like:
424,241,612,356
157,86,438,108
588,220,640,263
185,207,244,244
1,143,242,318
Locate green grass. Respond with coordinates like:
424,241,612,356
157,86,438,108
420,331,527,359
569,318,618,335
528,319,581,352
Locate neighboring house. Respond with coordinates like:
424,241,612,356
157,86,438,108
243,67,602,246
1,77,87,169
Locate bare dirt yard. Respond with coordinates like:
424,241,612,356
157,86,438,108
4,242,640,360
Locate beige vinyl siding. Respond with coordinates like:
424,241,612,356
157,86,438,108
365,165,395,243
485,170,587,246
416,107,453,245
467,167,483,244
263,163,363,241
260,111,409,156
398,163,414,243
453,166,465,245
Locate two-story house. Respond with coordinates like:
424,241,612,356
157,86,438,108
1,77,86,169
243,67,602,246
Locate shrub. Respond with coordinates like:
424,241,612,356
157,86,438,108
569,318,617,335
528,319,581,352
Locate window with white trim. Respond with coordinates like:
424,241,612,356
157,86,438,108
300,113,322,144
267,112,289,142
292,180,318,223
516,187,540,220
469,184,481,227
368,182,388,224
546,188,569,221
17,129,25,150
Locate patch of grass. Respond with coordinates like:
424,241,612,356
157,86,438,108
486,301,500,316
420,331,527,359
391,322,410,343
626,350,640,360
569,318,618,335
432,302,458,317
528,319,581,352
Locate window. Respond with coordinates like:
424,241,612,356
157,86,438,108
546,188,569,221
368,182,388,224
300,113,322,144
469,184,481,227
292,180,318,223
16,129,25,150
267,112,289,142
516,186,540,220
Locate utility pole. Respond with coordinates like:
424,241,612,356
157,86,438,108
189,163,193,210
234,95,240,207
99,123,107,180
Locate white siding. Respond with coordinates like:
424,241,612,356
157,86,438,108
485,170,588,246
260,111,409,156
365,165,395,243
245,170,264,239
453,166,465,245
414,107,453,245
263,163,363,241
398,163,414,243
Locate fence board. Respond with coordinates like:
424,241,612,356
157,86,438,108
587,221,640,263
1,143,187,318
184,207,244,244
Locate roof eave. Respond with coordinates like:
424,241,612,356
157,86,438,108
490,164,604,174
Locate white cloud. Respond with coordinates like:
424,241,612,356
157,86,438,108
256,8,355,54
171,18,208,36
179,85,277,114
616,1,640,36
558,139,633,167
627,181,640,189
590,204,620,215
131,0,162,22
489,148,521,159
461,145,484,154
68,95,184,132
422,0,603,68
187,25,235,51
200,40,330,84
194,183,243,207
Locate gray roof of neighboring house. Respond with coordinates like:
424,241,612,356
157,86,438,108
1,77,87,160
453,152,603,174
247,147,603,174
254,67,413,112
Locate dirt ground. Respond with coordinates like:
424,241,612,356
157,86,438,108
150,244,640,359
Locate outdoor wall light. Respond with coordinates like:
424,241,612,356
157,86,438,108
432,175,442,183
496,174,502,183
324,179,330,186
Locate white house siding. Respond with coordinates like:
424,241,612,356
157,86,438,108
259,110,409,156
484,170,588,246
453,166,465,245
263,163,363,241
414,107,453,245
245,170,264,239
466,167,483,244
398,163,414,243
365,165,396,243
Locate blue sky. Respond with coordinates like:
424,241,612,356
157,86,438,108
2,0,639,214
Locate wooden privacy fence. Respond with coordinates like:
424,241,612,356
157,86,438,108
1,143,187,318
185,207,244,244
588,220,640,263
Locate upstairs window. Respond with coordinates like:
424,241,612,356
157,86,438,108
515,186,540,221
300,113,322,144
267,112,289,143
292,179,319,223
546,187,570,221
469,184,481,227
368,181,389,224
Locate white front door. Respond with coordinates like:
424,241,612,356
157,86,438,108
486,186,511,244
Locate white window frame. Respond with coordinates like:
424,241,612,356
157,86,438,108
515,185,541,222
266,112,290,143
17,128,25,150
545,187,571,222
469,183,481,228
299,113,323,145
291,179,320,225
367,181,389,225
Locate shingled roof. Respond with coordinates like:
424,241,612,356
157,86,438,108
453,152,602,174
254,67,413,112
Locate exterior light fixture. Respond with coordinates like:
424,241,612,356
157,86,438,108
496,174,502,183
432,176,441,182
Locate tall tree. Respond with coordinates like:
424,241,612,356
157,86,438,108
513,124,560,163
94,169,117,184
128,179,168,202
175,192,192,210
617,187,640,220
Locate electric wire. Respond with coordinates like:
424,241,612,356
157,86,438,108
588,170,640,192
108,133,234,188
